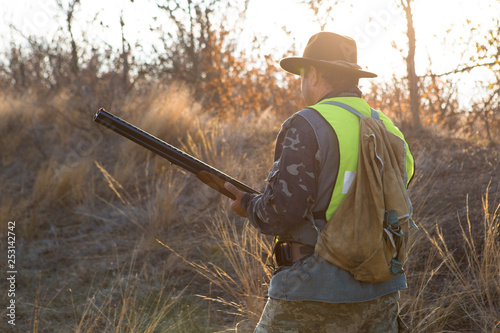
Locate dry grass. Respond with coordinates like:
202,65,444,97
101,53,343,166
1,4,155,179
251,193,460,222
424,189,499,331
401,186,500,332
1,84,499,332
29,248,196,333
158,211,273,328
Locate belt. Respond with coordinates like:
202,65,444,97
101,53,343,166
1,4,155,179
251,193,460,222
274,241,315,267
291,242,314,262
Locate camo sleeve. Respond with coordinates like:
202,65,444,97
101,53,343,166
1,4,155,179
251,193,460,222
241,113,320,236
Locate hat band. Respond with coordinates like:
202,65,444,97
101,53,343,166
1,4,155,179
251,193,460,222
325,60,362,70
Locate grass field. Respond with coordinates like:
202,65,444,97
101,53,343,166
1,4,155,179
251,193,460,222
0,84,499,332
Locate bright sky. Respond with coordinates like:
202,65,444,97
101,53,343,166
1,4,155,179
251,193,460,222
244,0,498,101
1,0,498,105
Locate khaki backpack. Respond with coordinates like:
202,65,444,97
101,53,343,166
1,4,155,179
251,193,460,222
314,102,417,283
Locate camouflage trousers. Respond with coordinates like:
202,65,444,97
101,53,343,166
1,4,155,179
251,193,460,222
254,292,400,333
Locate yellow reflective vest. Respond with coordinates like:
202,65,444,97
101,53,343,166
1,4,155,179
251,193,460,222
311,97,415,220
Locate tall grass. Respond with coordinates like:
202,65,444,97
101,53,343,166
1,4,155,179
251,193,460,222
28,248,196,333
158,211,273,328
73,250,191,332
426,189,499,331
400,184,500,332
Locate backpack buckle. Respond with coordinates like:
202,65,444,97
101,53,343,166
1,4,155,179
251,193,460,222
385,210,403,237
390,259,404,275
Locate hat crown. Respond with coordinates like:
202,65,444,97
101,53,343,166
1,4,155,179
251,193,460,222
279,31,376,78
303,32,357,64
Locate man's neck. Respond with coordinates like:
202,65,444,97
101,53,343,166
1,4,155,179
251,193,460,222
317,85,362,103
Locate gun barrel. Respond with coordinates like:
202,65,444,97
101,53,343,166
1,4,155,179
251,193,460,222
93,108,260,197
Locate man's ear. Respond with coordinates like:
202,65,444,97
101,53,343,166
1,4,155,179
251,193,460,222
309,66,320,87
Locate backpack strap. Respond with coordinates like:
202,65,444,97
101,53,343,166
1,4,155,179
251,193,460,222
321,101,365,117
320,100,381,120
312,211,327,220
310,101,380,221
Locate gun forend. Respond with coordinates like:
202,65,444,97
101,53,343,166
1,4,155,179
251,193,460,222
93,108,260,199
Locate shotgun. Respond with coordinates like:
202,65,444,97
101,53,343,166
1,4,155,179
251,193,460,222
93,108,260,199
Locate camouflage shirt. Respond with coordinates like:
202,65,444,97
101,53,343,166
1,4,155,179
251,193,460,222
241,111,320,235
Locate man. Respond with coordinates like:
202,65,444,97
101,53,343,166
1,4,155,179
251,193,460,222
225,32,414,332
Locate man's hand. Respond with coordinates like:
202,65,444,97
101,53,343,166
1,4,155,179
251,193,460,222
224,182,247,217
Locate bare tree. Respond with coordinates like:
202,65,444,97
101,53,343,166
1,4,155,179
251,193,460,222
468,19,500,143
300,0,342,31
155,0,249,87
156,0,217,83
56,0,81,75
400,0,422,130
120,12,131,91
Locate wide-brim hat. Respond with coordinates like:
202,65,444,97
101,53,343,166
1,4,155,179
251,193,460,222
280,32,377,78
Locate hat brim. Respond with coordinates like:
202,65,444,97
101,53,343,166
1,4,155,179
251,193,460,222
280,57,377,78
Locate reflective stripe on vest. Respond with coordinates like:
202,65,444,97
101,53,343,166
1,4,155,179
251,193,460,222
311,97,415,220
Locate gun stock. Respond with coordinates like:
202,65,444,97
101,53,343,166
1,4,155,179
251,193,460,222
93,108,260,199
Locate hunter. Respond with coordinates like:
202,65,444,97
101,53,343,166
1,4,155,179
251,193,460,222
225,32,414,332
